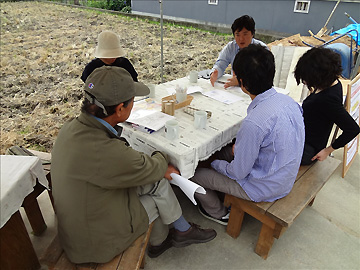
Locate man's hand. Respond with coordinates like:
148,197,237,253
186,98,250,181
164,164,180,180
232,144,235,156
224,74,239,89
311,146,335,162
210,69,218,87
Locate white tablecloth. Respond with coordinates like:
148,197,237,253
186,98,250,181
120,77,251,179
0,155,49,228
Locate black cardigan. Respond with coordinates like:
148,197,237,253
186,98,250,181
81,57,138,83
302,80,360,153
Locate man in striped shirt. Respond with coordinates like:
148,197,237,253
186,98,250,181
192,45,305,225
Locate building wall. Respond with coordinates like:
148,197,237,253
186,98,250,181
131,0,360,36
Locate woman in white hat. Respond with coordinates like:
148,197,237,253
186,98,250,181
81,30,138,82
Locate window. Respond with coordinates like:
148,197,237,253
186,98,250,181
208,0,218,5
294,0,311,13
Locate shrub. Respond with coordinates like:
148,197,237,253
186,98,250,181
86,0,131,12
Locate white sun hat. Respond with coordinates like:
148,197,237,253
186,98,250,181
94,30,125,58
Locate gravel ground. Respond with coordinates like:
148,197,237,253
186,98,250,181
0,1,235,154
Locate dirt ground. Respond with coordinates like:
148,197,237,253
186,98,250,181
1,1,235,154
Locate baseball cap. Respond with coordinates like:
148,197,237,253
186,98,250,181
84,66,149,114
94,30,125,58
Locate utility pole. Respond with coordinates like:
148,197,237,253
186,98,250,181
159,0,164,83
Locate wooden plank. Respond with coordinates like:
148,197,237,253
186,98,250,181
96,254,123,270
22,181,48,236
0,211,41,270
54,253,76,270
266,158,341,227
118,223,153,270
249,164,315,215
76,262,97,269
28,149,52,162
40,235,63,270
27,149,55,210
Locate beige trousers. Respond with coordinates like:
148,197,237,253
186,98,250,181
137,178,182,245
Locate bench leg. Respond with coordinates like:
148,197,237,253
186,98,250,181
226,206,245,239
0,211,41,270
308,197,316,207
45,173,56,212
23,198,47,236
273,223,286,239
255,223,275,259
140,256,145,269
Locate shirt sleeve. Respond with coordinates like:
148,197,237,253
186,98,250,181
329,101,360,149
212,42,235,78
211,119,262,181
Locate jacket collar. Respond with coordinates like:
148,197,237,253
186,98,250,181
77,113,128,145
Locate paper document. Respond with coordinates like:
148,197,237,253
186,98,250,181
127,110,174,131
170,173,206,205
203,89,243,104
187,85,204,94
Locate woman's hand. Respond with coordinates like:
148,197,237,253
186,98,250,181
311,146,335,162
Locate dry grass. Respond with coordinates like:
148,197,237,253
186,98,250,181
0,1,232,154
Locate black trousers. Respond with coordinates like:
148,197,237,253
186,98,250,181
301,143,317,165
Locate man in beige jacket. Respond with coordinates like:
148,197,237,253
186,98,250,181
51,66,216,264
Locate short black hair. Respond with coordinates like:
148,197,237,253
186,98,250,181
231,15,255,35
81,98,132,119
294,47,342,92
233,44,275,95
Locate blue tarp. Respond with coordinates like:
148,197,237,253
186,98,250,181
330,24,360,46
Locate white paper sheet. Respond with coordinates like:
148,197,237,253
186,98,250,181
187,85,204,94
203,89,243,104
127,110,174,131
170,173,206,205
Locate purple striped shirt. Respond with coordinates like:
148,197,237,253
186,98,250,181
211,88,305,202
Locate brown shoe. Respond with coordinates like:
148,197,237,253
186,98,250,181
172,223,216,248
147,232,173,258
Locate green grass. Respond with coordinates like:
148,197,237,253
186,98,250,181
45,1,234,38
28,144,47,152
19,125,33,135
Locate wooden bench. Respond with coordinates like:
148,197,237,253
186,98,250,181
26,149,153,270
40,223,153,270
224,157,341,259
